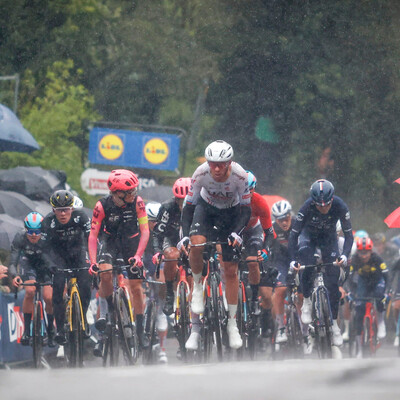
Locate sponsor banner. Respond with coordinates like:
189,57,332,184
88,128,180,171
80,168,156,196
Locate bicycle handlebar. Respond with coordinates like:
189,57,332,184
21,281,52,287
298,261,338,270
190,241,228,247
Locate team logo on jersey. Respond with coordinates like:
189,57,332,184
51,219,56,228
74,216,80,224
143,138,169,164
99,134,124,160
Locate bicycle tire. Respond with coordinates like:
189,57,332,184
313,290,332,359
248,307,258,360
176,282,190,361
287,305,303,358
69,292,84,367
116,288,138,365
362,316,371,357
109,314,120,367
32,301,43,368
320,291,333,358
210,275,223,361
143,299,157,364
236,282,246,360
202,296,213,363
348,307,357,358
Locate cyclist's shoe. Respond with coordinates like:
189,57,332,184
301,297,312,325
163,292,175,316
158,348,168,364
20,332,30,346
191,283,204,314
342,329,350,342
138,332,150,349
93,341,103,357
156,311,168,331
276,327,288,344
227,320,243,349
95,317,107,332
55,330,67,346
394,336,399,347
377,320,386,339
332,321,343,346
303,335,313,355
250,300,261,316
332,345,343,359
47,331,55,348
185,331,200,350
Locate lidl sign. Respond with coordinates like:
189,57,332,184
88,127,180,170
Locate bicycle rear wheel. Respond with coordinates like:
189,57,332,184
211,275,223,361
32,301,43,368
69,292,84,367
176,282,190,361
202,296,213,363
143,299,157,364
116,288,138,365
236,282,246,360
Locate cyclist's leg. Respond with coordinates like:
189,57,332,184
355,278,367,357
21,280,35,345
273,258,290,343
76,263,92,336
163,244,179,315
374,277,386,339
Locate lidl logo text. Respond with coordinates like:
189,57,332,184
99,134,124,160
143,138,169,164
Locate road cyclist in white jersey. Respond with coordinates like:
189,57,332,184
181,140,252,351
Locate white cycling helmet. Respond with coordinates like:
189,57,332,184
271,200,292,220
204,140,234,162
146,202,161,221
73,196,83,209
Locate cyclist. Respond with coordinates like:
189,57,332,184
88,169,150,348
181,140,251,350
288,179,353,347
151,177,191,316
349,237,388,357
10,212,54,347
144,201,168,364
42,190,92,345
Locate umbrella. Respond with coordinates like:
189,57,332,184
262,194,287,210
0,104,40,153
0,190,37,219
0,166,66,201
395,178,400,185
0,214,24,251
384,207,400,228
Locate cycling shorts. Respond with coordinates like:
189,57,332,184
20,257,50,282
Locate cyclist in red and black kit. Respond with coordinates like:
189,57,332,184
151,177,191,316
88,169,150,348
41,190,92,345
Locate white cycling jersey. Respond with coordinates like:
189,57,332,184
186,162,251,209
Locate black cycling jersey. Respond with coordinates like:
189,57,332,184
350,252,389,284
152,198,181,253
41,209,91,260
288,196,353,260
270,217,294,264
8,231,48,277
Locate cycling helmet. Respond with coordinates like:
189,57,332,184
247,171,257,191
372,232,386,244
173,177,191,199
107,169,139,192
310,179,334,206
356,237,373,251
24,212,43,230
146,202,161,221
50,190,74,208
204,140,234,162
354,230,369,239
271,200,292,220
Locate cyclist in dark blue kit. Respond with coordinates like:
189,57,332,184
288,179,353,347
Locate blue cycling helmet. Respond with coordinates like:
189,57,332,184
354,230,369,239
24,212,43,230
310,179,334,206
247,170,257,190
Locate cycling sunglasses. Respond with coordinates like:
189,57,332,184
26,228,41,235
53,207,73,213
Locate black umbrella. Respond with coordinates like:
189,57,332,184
0,214,24,251
0,166,67,201
0,104,40,153
0,190,37,219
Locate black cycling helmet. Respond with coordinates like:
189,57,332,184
50,189,74,208
310,179,334,206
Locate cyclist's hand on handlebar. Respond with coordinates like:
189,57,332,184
336,255,347,268
177,236,190,255
12,276,22,288
89,263,99,276
228,232,243,248
258,249,269,261
152,252,163,265
289,261,300,274
128,255,143,268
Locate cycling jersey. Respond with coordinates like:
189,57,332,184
152,198,181,253
271,217,294,264
350,252,388,284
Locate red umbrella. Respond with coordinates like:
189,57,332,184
395,178,400,184
262,194,287,209
384,207,400,228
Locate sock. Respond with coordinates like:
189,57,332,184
24,313,32,334
276,314,284,329
98,297,108,319
47,314,54,334
191,313,201,333
228,304,238,321
192,272,202,285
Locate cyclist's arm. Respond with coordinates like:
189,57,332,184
255,193,277,248
152,203,169,253
135,196,149,259
232,204,252,235
88,200,105,264
288,204,308,261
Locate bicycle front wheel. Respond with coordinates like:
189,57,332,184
236,282,246,360
176,282,190,361
116,288,138,365
143,299,157,365
210,275,224,361
314,290,332,359
287,305,303,359
32,301,43,368
69,292,84,368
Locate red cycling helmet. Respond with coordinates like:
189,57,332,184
356,237,373,251
107,169,139,192
173,177,191,199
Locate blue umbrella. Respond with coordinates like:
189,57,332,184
0,104,40,153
